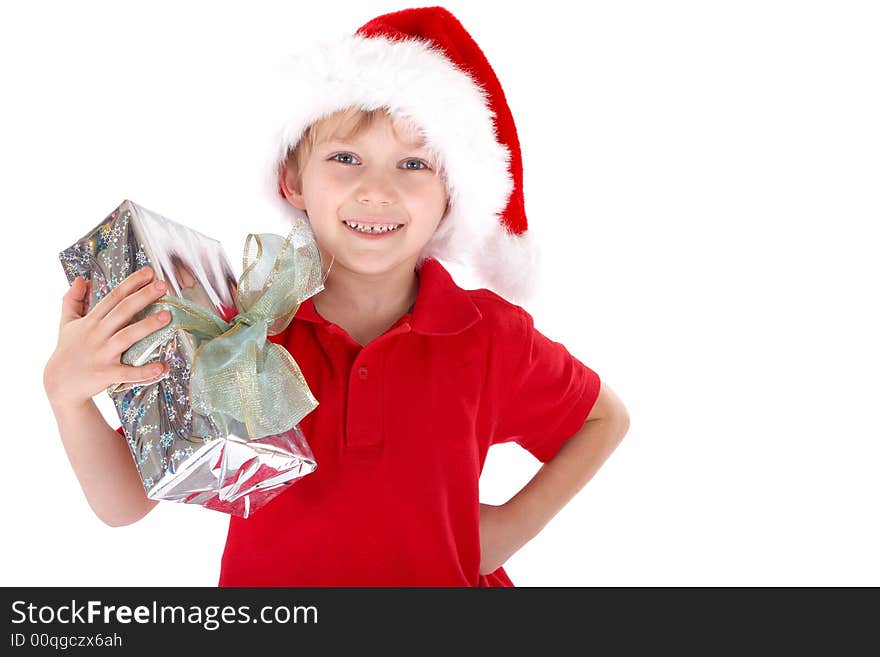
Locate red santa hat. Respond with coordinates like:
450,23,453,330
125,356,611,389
262,5,540,303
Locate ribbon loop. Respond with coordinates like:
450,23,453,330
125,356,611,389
122,216,327,439
230,312,256,328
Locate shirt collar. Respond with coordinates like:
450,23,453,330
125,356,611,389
292,258,482,336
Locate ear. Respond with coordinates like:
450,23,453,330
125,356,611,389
279,159,307,211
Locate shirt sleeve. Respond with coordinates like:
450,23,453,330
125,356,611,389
491,308,601,463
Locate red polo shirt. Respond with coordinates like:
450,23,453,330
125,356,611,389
118,258,601,586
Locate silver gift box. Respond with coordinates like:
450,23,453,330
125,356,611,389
59,199,318,518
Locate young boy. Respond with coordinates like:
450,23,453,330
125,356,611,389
44,7,629,587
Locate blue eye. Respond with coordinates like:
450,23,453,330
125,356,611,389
329,153,431,170
330,152,359,165
402,159,430,170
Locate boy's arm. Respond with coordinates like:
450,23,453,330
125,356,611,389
479,381,629,574
48,395,158,528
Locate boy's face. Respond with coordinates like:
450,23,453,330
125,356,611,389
280,113,448,277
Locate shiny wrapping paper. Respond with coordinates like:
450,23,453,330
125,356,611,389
58,200,323,517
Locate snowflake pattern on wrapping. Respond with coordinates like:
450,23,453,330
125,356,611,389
58,200,318,517
115,333,216,489
59,204,220,494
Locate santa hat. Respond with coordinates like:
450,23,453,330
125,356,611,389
262,6,540,303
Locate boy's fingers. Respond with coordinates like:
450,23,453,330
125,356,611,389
111,362,168,385
102,275,169,339
90,267,155,321
109,310,172,357
60,277,88,324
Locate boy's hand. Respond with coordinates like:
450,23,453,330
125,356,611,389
43,267,174,411
478,503,528,576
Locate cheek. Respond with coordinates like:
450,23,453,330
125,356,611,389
310,163,357,187
301,165,344,196
305,216,339,242
401,176,447,204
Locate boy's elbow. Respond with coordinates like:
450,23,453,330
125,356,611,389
100,517,125,528
96,499,157,528
617,409,631,440
616,401,631,433
587,381,630,435
101,514,138,528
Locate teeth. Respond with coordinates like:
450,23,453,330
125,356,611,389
344,221,403,234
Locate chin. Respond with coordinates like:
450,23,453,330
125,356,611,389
336,250,418,275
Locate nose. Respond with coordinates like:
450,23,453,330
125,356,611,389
355,168,397,207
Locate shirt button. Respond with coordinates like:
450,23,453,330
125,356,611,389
358,366,369,380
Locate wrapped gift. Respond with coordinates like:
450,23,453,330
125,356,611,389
59,199,325,518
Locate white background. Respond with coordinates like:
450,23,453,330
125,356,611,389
2,0,877,586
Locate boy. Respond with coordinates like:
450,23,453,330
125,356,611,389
44,7,629,586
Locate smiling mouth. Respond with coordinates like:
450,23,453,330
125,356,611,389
342,219,405,234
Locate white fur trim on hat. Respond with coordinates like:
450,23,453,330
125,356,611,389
260,32,536,303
